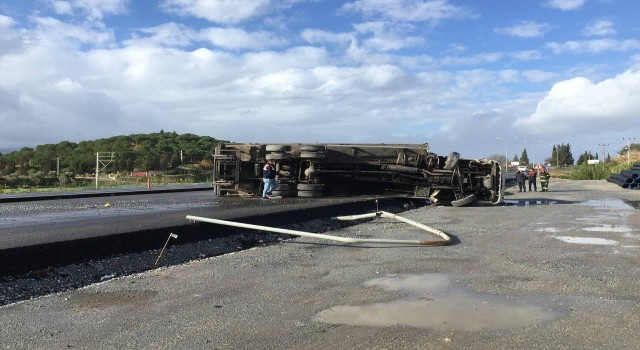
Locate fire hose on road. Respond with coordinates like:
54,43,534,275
186,211,451,246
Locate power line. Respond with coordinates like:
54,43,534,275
598,143,610,164
623,137,636,165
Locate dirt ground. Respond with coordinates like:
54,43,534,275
1,178,639,350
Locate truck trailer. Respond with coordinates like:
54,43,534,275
212,143,504,207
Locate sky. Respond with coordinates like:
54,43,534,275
1,0,640,163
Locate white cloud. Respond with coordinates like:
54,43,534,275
200,27,288,50
32,16,115,48
2,0,639,160
124,22,194,48
242,46,330,72
632,54,640,69
513,50,542,61
545,0,586,11
342,0,474,23
301,29,353,46
50,1,73,16
514,70,640,135
439,52,504,66
495,21,551,38
522,70,558,83
47,0,130,20
353,21,425,52
0,15,27,56
582,19,616,37
160,0,273,24
547,39,640,54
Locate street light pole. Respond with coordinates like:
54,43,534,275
497,137,517,170
598,143,610,164
623,137,636,165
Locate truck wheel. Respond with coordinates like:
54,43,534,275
277,183,291,190
297,190,323,197
452,194,477,207
270,190,290,197
300,145,325,152
297,183,324,191
443,152,460,170
300,151,325,159
266,144,291,152
266,153,291,160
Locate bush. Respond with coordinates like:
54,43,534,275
29,171,45,186
58,172,76,187
566,163,627,180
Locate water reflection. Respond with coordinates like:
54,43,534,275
314,273,566,331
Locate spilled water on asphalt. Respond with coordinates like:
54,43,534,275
577,199,637,210
314,273,566,331
504,198,640,209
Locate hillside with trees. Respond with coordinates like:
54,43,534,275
0,131,226,188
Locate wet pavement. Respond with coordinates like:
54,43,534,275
1,178,640,349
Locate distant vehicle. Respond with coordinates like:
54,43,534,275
517,166,527,171
212,143,504,207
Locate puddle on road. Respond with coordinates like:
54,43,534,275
504,200,559,206
577,199,637,210
582,224,632,233
504,198,640,210
313,274,565,331
554,236,619,246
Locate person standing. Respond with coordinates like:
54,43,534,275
539,167,551,192
262,160,279,199
516,170,527,192
528,168,537,192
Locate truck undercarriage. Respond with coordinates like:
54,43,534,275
212,143,504,207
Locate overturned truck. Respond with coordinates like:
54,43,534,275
212,143,504,207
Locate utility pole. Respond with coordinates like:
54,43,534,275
497,136,517,170
598,143,609,164
623,137,636,165
95,152,115,189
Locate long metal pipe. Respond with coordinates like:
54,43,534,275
186,211,451,246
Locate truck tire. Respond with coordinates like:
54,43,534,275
297,183,324,191
443,152,460,170
300,151,325,159
297,190,323,197
266,144,291,152
452,194,477,207
270,190,290,197
300,145,325,152
277,183,291,190
266,153,291,160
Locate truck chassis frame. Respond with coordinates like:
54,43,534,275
212,143,503,206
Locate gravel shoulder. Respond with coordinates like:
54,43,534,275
1,178,640,350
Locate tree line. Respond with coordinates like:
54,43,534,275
508,142,637,168
0,131,226,177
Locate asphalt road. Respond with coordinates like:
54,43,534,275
1,178,640,349
0,189,385,250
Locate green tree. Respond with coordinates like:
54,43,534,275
0,131,225,176
551,143,574,167
15,147,34,175
519,149,529,165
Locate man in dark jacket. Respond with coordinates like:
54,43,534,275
516,170,527,192
528,168,537,192
262,160,279,199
